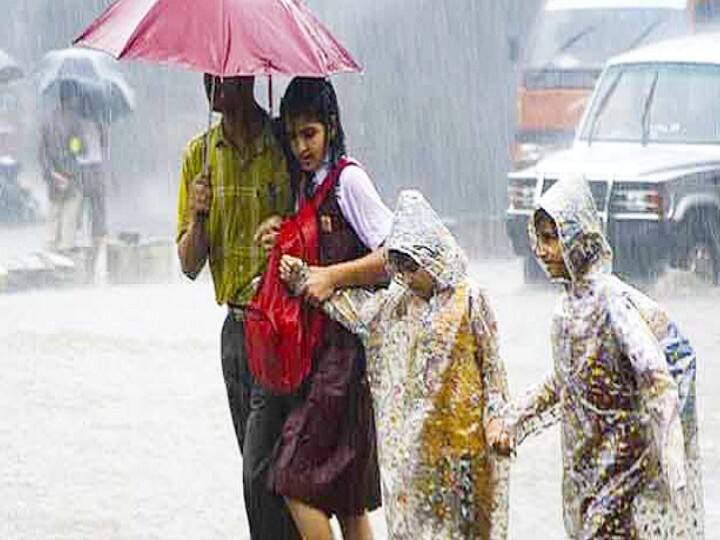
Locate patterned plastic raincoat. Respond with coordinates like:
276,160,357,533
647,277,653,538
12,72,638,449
312,190,510,539
509,178,704,539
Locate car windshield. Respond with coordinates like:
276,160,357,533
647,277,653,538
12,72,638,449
527,7,687,70
579,63,720,144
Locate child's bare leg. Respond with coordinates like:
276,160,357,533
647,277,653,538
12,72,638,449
339,513,373,540
285,497,334,540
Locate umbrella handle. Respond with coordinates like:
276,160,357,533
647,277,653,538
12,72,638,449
203,76,216,176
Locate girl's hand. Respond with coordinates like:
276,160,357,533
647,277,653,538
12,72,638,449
302,265,338,306
280,255,307,293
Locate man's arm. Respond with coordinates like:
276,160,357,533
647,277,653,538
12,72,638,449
177,169,212,279
178,215,209,279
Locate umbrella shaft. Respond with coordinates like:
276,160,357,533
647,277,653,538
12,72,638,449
203,77,216,176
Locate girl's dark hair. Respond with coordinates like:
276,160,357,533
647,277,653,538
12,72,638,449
280,77,347,167
534,208,555,229
387,250,420,273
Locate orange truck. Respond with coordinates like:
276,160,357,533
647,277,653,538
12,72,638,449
513,0,720,170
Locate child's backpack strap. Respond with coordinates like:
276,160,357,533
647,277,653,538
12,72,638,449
304,157,359,209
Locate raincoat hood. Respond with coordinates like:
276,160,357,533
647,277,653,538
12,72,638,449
386,190,468,290
530,177,613,283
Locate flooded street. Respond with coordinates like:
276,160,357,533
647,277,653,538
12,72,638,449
1,254,717,539
2,0,719,537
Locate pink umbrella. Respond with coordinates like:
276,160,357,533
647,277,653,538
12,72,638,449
74,0,361,78
74,0,361,170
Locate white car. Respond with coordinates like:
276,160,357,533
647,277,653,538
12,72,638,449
506,32,720,283
514,0,696,169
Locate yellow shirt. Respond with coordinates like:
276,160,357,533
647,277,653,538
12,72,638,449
176,119,292,306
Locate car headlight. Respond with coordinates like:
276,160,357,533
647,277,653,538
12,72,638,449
507,177,537,210
514,143,543,168
513,142,566,170
611,184,667,217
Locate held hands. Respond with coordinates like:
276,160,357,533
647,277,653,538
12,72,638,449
486,417,515,457
190,170,212,219
279,254,336,305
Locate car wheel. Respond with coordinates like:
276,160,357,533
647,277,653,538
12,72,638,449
675,211,720,286
684,239,718,285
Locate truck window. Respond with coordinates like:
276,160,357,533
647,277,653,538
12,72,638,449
648,65,720,143
581,64,720,144
581,67,657,142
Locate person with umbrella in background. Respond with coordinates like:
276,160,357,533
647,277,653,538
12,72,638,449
38,48,134,276
39,80,108,264
176,74,297,539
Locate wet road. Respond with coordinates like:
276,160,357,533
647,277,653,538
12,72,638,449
1,255,718,539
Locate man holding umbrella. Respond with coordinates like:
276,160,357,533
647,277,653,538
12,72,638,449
176,74,296,539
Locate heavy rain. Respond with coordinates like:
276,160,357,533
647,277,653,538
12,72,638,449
0,0,718,538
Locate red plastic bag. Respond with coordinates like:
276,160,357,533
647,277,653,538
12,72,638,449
245,159,354,394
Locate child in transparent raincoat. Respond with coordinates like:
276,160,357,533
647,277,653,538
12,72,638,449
502,177,703,539
280,190,510,539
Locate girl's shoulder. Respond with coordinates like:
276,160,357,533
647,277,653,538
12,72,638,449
337,157,371,183
340,155,363,168
335,159,386,209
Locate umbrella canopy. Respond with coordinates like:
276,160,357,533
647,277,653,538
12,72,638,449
38,48,135,122
0,50,23,84
74,0,361,77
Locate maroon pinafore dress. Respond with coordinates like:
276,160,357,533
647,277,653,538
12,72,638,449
268,161,382,516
